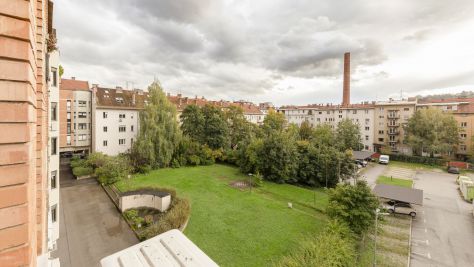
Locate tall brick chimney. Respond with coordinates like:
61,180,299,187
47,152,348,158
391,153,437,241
342,52,350,106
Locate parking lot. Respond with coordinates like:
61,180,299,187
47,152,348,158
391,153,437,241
410,171,474,266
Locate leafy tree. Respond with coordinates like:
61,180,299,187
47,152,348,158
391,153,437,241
336,119,363,151
258,131,298,183
405,108,460,157
326,181,379,235
96,156,131,185
201,104,229,149
180,104,205,142
225,106,252,148
131,82,180,169
298,120,313,140
275,220,356,267
312,124,335,147
236,138,264,174
262,109,286,135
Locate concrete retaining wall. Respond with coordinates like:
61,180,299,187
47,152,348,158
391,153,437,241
119,193,171,212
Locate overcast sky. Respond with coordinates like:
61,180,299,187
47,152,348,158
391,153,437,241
55,0,474,106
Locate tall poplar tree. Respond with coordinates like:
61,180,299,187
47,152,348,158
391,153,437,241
131,82,180,169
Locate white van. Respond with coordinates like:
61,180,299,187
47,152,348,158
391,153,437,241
379,155,390,164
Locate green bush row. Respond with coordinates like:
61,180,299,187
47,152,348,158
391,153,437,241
72,166,93,177
387,153,447,166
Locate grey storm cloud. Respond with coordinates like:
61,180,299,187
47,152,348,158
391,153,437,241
55,0,474,105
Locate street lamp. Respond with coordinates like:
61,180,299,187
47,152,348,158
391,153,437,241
374,208,389,267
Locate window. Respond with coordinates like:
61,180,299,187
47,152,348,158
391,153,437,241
378,138,384,142
339,115,342,118
103,112,108,119
131,125,134,132
78,112,87,118
365,135,369,141
67,112,71,122
78,100,86,107
119,114,126,119
461,133,467,139
365,126,370,131
119,125,126,132
119,139,126,145
51,137,57,155
461,122,467,127
78,123,87,130
404,108,410,111
51,102,57,121
460,145,467,151
67,100,71,111
116,97,124,103
51,205,57,223
78,134,87,141
103,140,108,146
103,126,107,132
51,68,57,87
365,110,369,114
66,135,71,145
67,123,71,134
51,170,57,189
353,110,357,114
131,138,134,146
339,110,343,114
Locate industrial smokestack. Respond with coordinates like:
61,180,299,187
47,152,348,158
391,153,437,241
342,52,350,106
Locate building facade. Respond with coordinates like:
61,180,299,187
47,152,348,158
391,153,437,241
373,99,417,154
0,1,59,266
46,50,60,255
59,78,91,155
92,87,147,156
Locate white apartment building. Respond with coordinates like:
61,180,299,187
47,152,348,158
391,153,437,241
47,49,60,262
279,104,376,151
92,87,147,156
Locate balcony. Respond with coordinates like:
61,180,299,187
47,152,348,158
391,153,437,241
387,114,400,119
388,139,399,144
387,123,400,127
388,131,399,135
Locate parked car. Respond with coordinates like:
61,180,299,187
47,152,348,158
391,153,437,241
447,166,460,174
355,159,368,167
378,155,390,164
383,200,417,217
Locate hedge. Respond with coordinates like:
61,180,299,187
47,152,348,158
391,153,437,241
387,154,447,166
72,166,94,177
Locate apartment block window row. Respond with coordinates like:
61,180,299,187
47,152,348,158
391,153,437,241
51,205,57,223
67,100,71,111
119,126,126,132
103,140,108,146
78,134,87,141
119,114,126,119
78,123,87,130
103,112,108,118
51,102,57,121
119,139,126,145
51,137,57,155
78,112,87,118
78,100,87,107
103,126,107,132
461,122,467,127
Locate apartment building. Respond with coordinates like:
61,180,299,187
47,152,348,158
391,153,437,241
373,99,417,154
0,1,59,266
417,98,474,159
46,50,60,255
92,86,147,156
167,94,266,124
279,104,376,151
59,78,92,155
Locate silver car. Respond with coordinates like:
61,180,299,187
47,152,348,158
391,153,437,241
384,200,417,217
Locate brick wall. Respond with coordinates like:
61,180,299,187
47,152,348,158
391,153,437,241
0,0,49,265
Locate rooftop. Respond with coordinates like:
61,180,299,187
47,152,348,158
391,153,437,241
60,78,90,91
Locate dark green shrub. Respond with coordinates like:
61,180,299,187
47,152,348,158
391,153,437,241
95,156,131,184
123,209,144,230
70,159,87,168
72,166,93,177
86,152,109,169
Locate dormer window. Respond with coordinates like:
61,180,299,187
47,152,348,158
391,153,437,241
116,97,124,103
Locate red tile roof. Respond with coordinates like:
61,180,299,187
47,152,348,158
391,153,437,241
167,95,263,115
418,98,474,104
60,78,90,91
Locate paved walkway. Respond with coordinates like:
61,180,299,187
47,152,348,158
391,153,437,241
410,171,474,267
56,163,138,267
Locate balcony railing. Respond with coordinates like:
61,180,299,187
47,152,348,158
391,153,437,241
388,131,399,135
387,114,400,119
387,123,400,127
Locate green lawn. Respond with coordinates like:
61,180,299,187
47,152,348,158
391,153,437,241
115,164,328,267
376,175,413,188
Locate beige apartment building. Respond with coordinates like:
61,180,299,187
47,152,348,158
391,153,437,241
0,1,59,266
59,78,92,155
417,98,474,159
373,99,417,154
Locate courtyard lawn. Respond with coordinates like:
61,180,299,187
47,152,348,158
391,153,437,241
377,175,413,188
115,164,328,267
390,160,444,172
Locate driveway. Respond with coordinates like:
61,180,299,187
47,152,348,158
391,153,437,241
56,162,138,267
410,171,474,267
359,163,387,186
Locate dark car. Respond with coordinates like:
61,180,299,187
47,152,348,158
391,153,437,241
447,166,460,174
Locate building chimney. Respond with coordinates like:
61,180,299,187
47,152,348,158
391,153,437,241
132,93,136,105
342,52,350,107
